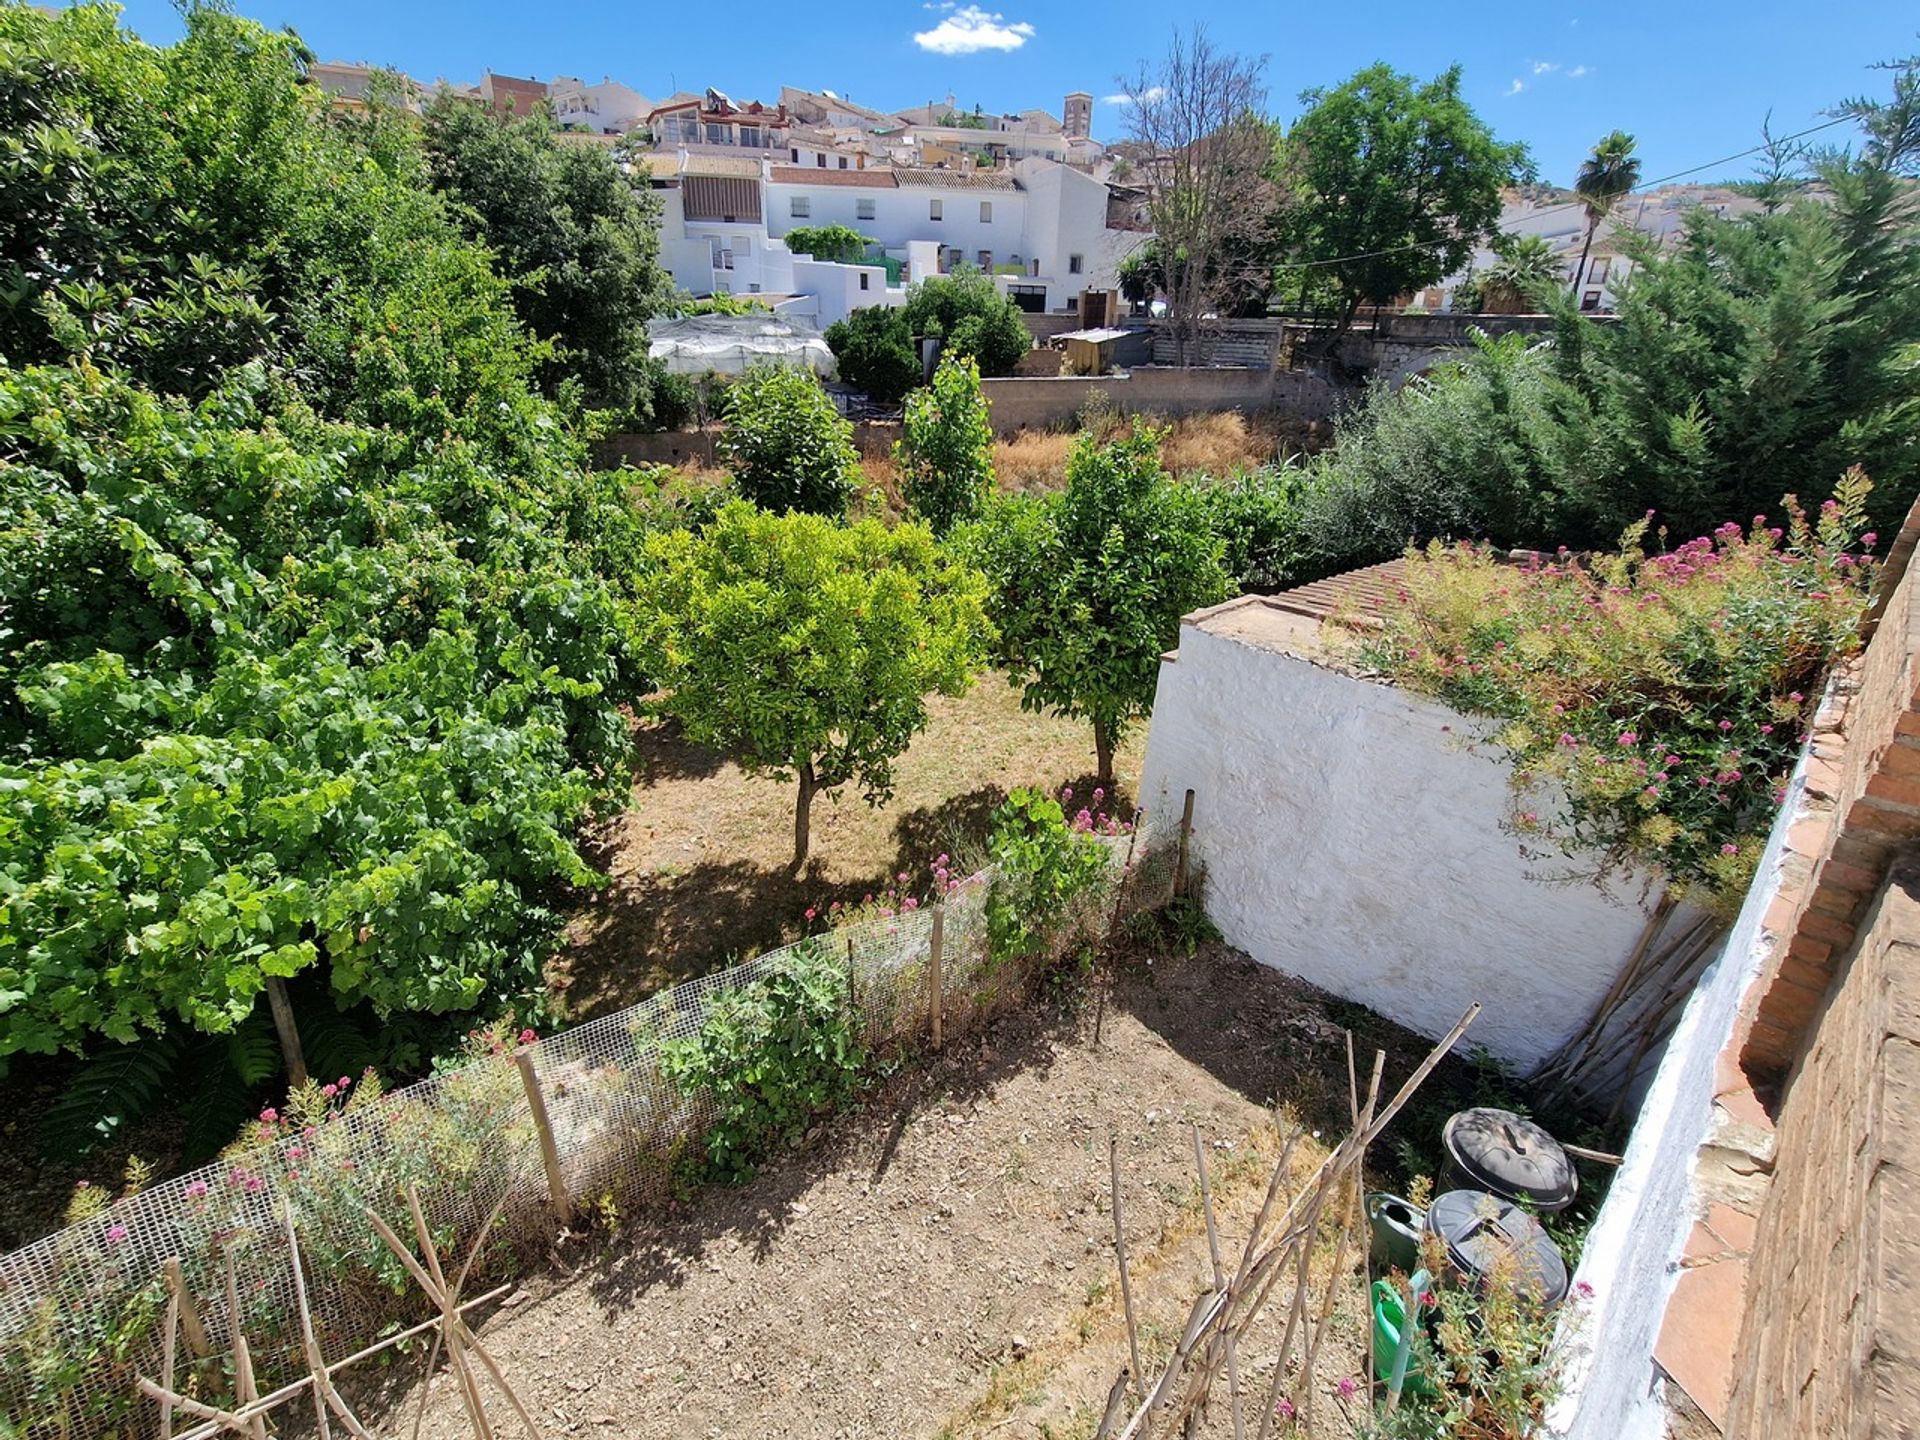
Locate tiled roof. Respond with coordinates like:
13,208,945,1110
1262,559,1408,623
680,154,764,178
767,166,898,188
893,166,1019,192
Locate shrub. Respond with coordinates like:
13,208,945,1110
825,305,921,405
783,223,875,264
1360,474,1878,912
896,353,996,533
659,939,866,1181
1299,330,1593,574
984,788,1127,968
1197,463,1307,592
718,364,863,515
903,266,1030,376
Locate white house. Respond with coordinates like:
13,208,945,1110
549,75,651,135
1423,183,1771,314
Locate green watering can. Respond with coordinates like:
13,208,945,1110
1371,1269,1436,1401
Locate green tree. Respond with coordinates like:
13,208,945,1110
896,354,996,533
421,94,674,427
972,425,1230,788
719,365,864,516
825,305,921,404
1277,64,1532,334
783,224,876,264
0,5,656,1098
640,504,993,869
1833,48,1920,174
1570,130,1641,298
903,267,1030,376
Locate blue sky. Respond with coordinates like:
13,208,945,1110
96,0,1915,183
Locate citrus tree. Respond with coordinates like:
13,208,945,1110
896,353,996,533
640,503,993,869
971,424,1229,788
719,364,864,516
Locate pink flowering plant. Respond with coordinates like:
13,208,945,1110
1361,474,1878,912
984,786,1132,967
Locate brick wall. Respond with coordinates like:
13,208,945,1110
1722,860,1920,1437
1739,508,1920,1079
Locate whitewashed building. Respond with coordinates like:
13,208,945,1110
1422,184,1772,315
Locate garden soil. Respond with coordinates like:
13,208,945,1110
365,943,1461,1440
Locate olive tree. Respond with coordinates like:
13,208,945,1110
971,424,1229,788
641,503,993,869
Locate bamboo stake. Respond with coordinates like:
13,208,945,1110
1093,1368,1135,1440
162,1257,213,1359
928,904,945,1052
407,1187,494,1440
220,1248,267,1440
513,1048,574,1229
1191,1124,1244,1440
158,1287,180,1440
1350,1035,1375,1411
283,1204,334,1440
1110,1132,1146,1403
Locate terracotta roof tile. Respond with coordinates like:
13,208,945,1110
893,166,1019,192
1263,560,1408,624
768,166,897,188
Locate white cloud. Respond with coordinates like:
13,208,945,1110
1102,86,1165,106
912,5,1035,55
1531,60,1559,76
1506,78,1525,96
1568,64,1591,78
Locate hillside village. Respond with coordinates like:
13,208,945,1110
306,59,1762,329
0,7,1917,1440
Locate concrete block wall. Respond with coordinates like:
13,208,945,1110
1722,862,1920,1438
979,367,1342,435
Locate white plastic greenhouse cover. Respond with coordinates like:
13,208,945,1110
647,314,838,378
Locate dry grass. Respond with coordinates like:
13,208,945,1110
550,676,1148,1018
993,410,1311,495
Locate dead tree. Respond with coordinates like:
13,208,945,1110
1118,29,1278,367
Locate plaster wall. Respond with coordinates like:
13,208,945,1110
1134,618,1666,1071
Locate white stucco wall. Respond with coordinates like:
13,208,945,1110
1544,677,1832,1440
1134,616,1665,1072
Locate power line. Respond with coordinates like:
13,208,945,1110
1269,111,1858,273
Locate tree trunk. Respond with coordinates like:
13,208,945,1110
1093,719,1115,792
263,976,308,1087
1571,215,1598,299
790,759,817,874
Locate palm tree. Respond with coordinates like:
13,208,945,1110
1570,131,1641,298
1475,234,1562,313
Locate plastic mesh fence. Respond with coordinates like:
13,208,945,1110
0,840,1177,1438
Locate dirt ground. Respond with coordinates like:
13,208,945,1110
552,677,1147,1018
371,943,1470,1440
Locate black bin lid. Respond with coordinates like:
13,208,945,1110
1443,1107,1578,1212
1424,1189,1569,1308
